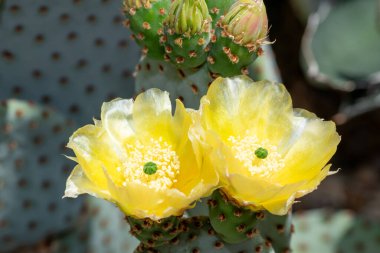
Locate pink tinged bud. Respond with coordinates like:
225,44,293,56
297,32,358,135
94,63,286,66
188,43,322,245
222,0,268,46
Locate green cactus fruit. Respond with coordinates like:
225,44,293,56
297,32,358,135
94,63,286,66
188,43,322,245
257,211,292,253
135,56,213,109
163,0,212,69
135,216,274,253
0,99,83,252
123,0,171,59
0,0,140,125
208,0,268,77
207,190,259,244
126,215,182,248
205,0,236,26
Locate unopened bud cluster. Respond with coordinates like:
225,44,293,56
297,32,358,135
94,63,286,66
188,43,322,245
123,0,269,76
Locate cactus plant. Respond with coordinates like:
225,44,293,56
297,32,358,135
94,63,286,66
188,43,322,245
300,0,380,122
258,212,292,253
0,0,140,125
134,217,274,253
126,0,271,109
0,99,83,252
0,0,142,251
301,0,380,92
290,209,380,253
208,190,259,244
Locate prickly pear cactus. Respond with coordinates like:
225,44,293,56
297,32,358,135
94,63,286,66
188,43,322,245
127,215,181,247
125,0,271,108
0,99,82,252
135,56,213,108
337,216,380,253
258,211,292,253
301,0,380,92
208,190,259,244
291,209,354,253
135,217,274,253
0,0,140,125
22,198,140,253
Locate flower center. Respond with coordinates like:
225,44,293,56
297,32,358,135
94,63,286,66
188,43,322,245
143,162,158,175
121,137,180,190
228,134,284,178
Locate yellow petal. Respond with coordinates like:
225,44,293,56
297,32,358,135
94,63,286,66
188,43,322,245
200,76,293,145
67,125,124,189
107,179,191,220
64,165,112,200
132,88,174,142
274,109,340,184
101,98,135,146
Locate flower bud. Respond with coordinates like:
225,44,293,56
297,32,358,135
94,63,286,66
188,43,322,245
222,0,268,47
167,0,211,35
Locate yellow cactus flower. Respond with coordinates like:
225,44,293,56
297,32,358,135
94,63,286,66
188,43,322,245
190,76,340,215
64,89,218,220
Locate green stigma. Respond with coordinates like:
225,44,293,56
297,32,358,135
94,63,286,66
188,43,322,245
143,162,158,175
255,147,268,159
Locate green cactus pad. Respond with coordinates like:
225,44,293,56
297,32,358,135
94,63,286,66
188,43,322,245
135,56,213,108
206,0,236,25
337,216,380,253
127,215,182,247
291,209,354,253
258,211,293,253
135,216,274,253
124,0,171,59
301,0,380,92
207,27,259,77
0,99,83,252
208,190,259,244
0,0,140,125
165,32,210,69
